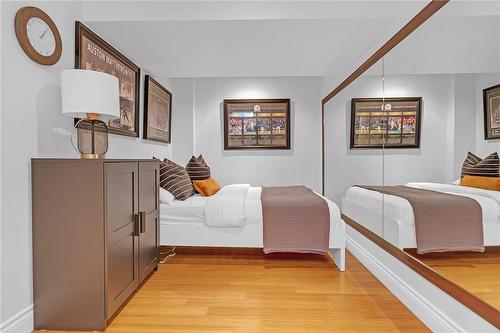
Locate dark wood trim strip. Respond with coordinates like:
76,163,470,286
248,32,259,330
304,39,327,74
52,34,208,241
342,214,500,329
321,0,448,105
160,246,335,262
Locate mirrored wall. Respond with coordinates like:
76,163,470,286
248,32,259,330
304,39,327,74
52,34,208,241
325,0,500,327
382,0,500,315
323,60,386,235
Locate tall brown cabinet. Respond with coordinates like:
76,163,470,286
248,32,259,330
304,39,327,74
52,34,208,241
31,159,160,331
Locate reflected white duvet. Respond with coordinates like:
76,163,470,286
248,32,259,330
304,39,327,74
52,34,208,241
343,182,500,247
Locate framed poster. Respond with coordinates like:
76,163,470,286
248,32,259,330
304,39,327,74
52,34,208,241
350,97,422,149
143,75,172,144
224,99,290,150
75,21,140,137
483,84,500,140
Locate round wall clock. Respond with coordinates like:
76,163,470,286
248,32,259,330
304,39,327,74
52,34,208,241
14,6,62,66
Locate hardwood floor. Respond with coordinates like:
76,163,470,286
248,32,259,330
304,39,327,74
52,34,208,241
408,248,500,311
34,249,428,333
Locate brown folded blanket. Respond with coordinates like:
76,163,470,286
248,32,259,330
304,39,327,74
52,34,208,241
356,185,484,254
262,186,330,254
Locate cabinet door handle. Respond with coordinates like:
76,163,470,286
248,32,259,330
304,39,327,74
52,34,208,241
140,211,146,234
134,213,140,236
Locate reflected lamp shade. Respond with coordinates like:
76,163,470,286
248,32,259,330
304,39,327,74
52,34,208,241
61,69,120,159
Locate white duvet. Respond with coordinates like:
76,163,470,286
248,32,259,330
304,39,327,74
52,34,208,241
203,184,342,229
204,184,263,227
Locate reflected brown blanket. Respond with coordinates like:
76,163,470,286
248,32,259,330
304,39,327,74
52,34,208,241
356,185,484,254
262,186,330,254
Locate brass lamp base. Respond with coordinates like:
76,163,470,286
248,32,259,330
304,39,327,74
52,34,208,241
81,153,105,160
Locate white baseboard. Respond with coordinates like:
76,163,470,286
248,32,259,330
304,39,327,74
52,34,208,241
346,226,499,333
346,233,457,332
0,305,33,333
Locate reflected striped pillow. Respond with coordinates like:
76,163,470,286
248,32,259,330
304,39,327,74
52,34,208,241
461,152,499,178
159,159,195,201
185,155,211,181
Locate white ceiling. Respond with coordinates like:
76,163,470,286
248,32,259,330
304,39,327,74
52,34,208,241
82,1,500,79
366,8,500,76
358,0,500,76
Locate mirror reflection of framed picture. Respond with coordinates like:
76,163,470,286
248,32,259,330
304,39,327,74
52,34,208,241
350,97,422,149
223,99,291,150
483,84,500,140
143,75,172,144
75,21,140,137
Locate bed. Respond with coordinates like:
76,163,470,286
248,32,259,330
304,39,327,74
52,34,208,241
160,185,346,271
342,182,500,250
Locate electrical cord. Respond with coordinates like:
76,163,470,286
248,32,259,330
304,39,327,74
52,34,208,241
160,247,176,264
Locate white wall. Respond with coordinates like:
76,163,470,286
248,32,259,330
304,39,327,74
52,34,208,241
323,74,458,205
453,74,476,179
0,0,3,326
0,1,173,329
1,2,82,328
368,16,500,76
170,78,194,164
192,77,322,192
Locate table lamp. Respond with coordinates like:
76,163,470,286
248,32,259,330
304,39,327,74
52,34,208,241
61,69,120,159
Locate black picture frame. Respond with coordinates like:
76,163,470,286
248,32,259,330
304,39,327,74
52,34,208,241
75,21,140,137
223,99,291,150
483,84,500,140
143,75,172,144
350,97,422,149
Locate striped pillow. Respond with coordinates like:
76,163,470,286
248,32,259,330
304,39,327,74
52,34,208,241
198,155,208,168
159,159,195,200
185,155,211,181
461,152,499,178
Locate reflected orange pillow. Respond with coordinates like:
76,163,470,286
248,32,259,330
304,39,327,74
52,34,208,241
460,175,500,191
193,178,221,197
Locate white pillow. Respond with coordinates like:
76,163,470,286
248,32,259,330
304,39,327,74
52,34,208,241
159,188,175,205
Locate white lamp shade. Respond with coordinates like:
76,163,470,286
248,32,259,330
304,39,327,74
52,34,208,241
61,69,120,120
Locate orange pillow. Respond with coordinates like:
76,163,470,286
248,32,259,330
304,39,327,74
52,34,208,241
193,178,221,197
460,175,500,191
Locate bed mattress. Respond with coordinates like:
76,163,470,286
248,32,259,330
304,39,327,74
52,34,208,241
160,195,207,223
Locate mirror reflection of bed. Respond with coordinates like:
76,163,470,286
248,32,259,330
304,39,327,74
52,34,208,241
343,179,500,313
324,1,500,330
